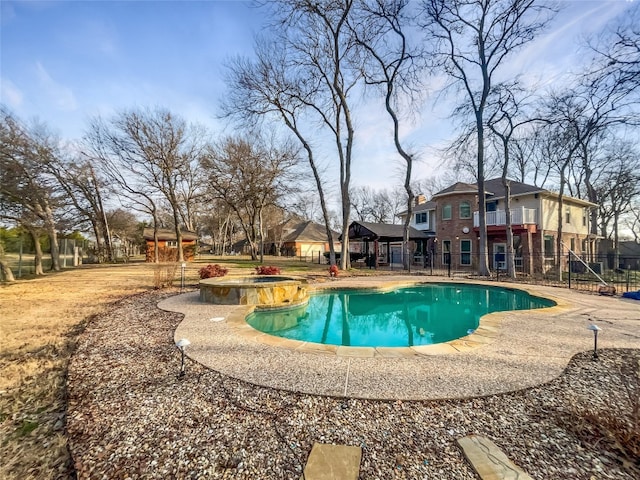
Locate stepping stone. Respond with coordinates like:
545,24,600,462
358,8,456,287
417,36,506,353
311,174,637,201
457,435,533,480
302,443,361,480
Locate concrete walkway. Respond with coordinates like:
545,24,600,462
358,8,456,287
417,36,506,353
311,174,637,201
159,276,640,400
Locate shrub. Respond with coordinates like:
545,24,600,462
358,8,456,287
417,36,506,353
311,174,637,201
153,262,178,289
199,264,228,279
329,264,339,277
255,265,281,275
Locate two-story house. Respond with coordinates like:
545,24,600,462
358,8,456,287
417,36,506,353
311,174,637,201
400,178,598,274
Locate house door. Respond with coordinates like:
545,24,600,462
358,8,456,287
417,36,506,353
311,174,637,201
493,243,506,270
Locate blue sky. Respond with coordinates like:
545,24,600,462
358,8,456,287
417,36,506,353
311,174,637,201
0,0,636,192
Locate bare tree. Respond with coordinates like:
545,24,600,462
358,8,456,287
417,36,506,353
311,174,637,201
222,37,338,265
0,108,63,273
419,0,556,276
486,83,542,278
262,0,362,269
594,141,640,253
351,0,422,270
85,108,206,262
202,134,300,261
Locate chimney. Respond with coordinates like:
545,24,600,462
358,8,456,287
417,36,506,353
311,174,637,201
415,194,426,206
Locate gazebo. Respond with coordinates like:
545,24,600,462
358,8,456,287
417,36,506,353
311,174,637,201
341,221,435,269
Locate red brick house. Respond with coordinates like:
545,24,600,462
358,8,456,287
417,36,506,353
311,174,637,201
399,178,598,274
142,228,198,262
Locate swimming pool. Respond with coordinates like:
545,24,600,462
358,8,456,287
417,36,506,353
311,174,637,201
246,283,555,347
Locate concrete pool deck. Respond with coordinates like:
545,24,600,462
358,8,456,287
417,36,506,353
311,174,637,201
159,276,640,400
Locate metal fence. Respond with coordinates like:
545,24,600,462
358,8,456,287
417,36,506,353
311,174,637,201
352,251,640,294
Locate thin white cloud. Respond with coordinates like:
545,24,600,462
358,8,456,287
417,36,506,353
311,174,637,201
34,61,77,111
0,77,23,107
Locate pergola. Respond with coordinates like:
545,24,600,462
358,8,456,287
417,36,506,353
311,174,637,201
341,221,435,269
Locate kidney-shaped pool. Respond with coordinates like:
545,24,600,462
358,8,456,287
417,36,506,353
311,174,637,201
246,283,555,347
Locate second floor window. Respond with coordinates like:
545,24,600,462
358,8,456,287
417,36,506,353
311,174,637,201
565,208,571,224
442,204,452,220
459,201,471,219
415,212,427,224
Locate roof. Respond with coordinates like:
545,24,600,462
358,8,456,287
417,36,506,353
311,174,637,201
432,182,477,198
483,178,545,198
619,241,640,257
342,221,434,241
282,221,339,243
433,178,597,207
142,228,198,241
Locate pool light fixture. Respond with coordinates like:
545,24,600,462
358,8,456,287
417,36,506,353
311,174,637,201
176,338,191,378
587,323,601,360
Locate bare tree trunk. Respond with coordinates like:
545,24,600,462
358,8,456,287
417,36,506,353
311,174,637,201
27,226,45,275
556,164,568,282
477,118,490,276
502,179,515,279
44,214,61,271
0,245,15,281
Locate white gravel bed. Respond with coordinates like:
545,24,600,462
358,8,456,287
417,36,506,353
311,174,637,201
66,289,639,479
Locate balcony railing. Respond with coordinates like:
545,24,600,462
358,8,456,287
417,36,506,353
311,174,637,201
473,207,537,227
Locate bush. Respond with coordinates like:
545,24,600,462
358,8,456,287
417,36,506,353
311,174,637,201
329,264,339,277
255,265,281,275
153,263,178,289
199,264,228,279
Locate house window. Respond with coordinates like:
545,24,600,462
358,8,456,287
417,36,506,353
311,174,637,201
544,235,554,258
443,240,451,264
442,204,452,220
570,238,575,251
565,208,571,224
415,212,427,224
583,210,587,226
166,240,178,247
460,239,471,265
459,201,471,219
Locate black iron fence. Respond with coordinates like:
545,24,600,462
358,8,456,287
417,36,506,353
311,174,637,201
351,251,640,294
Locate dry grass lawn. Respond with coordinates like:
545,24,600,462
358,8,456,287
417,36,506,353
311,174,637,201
0,256,330,479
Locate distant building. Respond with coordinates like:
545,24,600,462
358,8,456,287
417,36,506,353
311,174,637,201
142,228,198,262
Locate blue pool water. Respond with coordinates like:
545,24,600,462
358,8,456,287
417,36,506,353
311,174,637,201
246,283,555,347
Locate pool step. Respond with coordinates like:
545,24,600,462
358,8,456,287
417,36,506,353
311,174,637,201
302,443,362,480
457,435,533,480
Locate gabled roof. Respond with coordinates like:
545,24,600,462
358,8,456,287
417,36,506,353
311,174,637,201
413,200,437,213
282,221,339,243
619,240,640,256
432,182,477,198
483,178,546,198
343,221,433,241
142,228,198,241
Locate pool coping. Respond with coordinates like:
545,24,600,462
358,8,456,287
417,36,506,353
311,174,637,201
227,280,568,358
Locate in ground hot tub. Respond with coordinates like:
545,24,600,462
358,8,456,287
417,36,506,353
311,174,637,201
199,276,309,308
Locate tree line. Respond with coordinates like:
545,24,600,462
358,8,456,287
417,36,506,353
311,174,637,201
1,0,639,280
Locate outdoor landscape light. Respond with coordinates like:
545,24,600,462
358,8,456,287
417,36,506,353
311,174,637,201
176,338,191,378
587,323,601,360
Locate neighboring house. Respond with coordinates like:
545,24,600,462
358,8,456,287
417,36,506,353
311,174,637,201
269,220,340,258
396,178,598,274
142,228,198,262
618,241,640,270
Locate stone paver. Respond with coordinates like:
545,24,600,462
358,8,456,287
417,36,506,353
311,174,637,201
302,443,362,480
457,435,533,480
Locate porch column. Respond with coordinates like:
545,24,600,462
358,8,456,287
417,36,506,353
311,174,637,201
374,239,379,269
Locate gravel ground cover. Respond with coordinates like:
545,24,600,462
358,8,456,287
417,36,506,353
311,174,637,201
67,289,639,479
